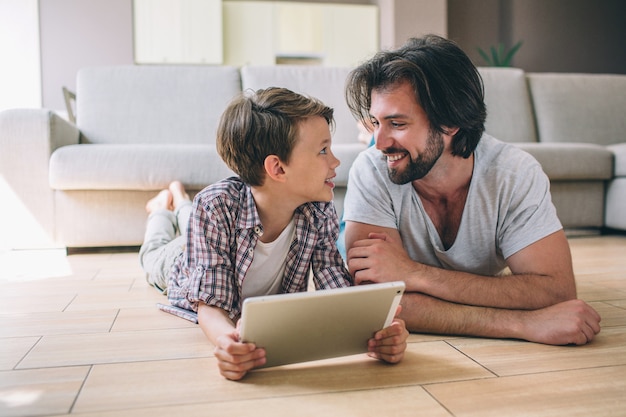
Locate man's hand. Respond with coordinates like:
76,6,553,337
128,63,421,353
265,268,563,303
348,232,421,287
519,299,602,345
213,330,266,381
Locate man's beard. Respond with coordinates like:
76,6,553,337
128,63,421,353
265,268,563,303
386,128,445,185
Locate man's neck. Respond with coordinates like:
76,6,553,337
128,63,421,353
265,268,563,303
412,152,474,201
412,152,474,250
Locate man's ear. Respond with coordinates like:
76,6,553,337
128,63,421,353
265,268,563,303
443,126,460,137
264,155,286,182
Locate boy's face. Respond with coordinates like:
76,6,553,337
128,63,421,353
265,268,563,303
282,116,340,205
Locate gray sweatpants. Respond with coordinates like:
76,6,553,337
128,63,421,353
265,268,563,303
138,201,192,294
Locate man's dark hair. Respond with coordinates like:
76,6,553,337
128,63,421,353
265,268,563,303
345,34,486,158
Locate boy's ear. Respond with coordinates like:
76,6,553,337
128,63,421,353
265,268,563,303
264,155,287,182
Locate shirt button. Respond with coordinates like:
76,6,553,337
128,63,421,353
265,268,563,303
254,226,262,235
248,248,254,255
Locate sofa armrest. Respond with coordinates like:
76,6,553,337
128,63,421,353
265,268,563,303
606,143,626,231
0,109,80,248
607,143,626,177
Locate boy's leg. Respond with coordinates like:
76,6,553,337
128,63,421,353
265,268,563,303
139,190,179,293
170,181,193,237
175,202,193,237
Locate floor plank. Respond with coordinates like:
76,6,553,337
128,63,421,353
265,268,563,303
0,366,89,417
17,328,211,369
425,365,626,417
72,341,492,414
448,326,626,376
52,386,453,417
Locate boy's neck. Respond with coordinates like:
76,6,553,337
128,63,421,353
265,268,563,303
251,186,299,243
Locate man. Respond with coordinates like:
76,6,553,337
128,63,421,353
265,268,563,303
343,35,601,346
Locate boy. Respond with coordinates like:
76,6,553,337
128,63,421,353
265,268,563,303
139,87,408,380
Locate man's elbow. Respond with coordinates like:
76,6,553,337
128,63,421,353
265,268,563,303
555,276,578,303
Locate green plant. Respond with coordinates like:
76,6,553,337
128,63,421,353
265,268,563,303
477,41,523,67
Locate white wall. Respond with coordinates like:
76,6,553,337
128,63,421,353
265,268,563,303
223,1,379,67
393,0,447,47
39,0,134,112
133,0,223,65
0,0,41,111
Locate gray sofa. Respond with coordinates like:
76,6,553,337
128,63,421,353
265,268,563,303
0,65,624,250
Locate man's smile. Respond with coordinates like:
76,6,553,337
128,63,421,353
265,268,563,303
386,153,408,162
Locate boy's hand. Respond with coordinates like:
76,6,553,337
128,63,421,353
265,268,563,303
213,330,266,380
367,306,408,364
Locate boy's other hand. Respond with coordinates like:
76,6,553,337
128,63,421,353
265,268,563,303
367,305,408,364
213,330,266,380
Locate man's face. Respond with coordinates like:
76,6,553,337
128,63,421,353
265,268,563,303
369,81,445,185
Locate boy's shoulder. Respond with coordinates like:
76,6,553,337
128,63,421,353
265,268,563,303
195,177,249,206
297,200,338,226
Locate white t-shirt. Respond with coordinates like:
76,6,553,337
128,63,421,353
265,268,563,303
241,218,296,300
343,134,562,276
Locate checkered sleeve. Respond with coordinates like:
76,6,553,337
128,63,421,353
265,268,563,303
168,182,242,320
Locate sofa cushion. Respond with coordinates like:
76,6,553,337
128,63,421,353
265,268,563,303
528,73,626,146
241,65,360,146
515,143,613,180
607,143,626,177
76,66,242,145
49,144,235,190
478,67,537,143
606,178,626,229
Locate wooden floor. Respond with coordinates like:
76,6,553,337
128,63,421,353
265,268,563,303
1,235,625,416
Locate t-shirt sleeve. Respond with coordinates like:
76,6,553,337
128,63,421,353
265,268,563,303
497,161,563,259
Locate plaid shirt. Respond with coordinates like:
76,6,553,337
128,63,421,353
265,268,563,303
167,177,353,320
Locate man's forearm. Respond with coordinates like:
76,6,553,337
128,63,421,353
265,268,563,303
399,292,601,346
399,292,526,339
406,263,574,310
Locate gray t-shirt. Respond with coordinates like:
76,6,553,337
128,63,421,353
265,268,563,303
343,134,562,276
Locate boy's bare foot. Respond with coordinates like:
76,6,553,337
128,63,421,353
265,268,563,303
146,190,173,214
169,181,191,209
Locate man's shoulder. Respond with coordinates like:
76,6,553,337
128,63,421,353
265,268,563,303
476,134,540,169
476,134,514,156
474,135,550,204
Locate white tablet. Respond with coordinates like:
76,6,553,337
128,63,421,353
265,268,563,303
239,281,405,368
